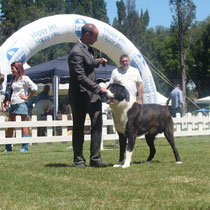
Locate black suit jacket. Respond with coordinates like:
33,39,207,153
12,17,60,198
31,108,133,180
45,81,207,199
68,40,101,97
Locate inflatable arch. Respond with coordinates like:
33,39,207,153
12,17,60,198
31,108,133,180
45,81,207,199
0,14,157,103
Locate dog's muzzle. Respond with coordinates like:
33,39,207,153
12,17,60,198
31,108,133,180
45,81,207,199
105,90,114,98
104,90,116,104
106,98,117,104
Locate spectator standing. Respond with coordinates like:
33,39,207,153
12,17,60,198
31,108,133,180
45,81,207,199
0,73,4,110
109,54,143,104
2,61,38,153
35,84,50,104
109,54,143,154
32,99,53,136
68,23,108,168
166,84,184,117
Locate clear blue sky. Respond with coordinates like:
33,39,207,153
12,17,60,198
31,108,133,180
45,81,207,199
105,0,210,28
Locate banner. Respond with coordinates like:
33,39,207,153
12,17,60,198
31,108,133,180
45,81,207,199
0,14,157,103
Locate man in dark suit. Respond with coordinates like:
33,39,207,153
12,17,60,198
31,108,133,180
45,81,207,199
68,23,107,168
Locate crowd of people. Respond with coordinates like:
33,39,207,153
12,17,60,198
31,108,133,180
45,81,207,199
0,23,184,168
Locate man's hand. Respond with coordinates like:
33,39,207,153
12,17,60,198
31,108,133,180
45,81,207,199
137,99,142,104
99,58,108,66
100,87,107,93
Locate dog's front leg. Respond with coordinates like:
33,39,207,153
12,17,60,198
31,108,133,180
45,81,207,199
113,132,127,167
122,135,136,168
122,151,133,168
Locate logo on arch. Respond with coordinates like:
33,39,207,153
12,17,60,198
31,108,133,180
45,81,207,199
7,48,26,64
75,18,87,37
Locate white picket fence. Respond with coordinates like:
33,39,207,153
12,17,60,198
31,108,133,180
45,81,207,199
0,112,210,149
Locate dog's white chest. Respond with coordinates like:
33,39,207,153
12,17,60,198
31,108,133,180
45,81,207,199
110,101,133,134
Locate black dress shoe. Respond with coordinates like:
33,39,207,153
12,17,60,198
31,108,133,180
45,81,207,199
75,163,86,168
90,161,107,168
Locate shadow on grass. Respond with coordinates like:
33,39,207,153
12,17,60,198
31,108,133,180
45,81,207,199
103,145,116,149
45,163,114,168
133,160,160,165
45,163,72,167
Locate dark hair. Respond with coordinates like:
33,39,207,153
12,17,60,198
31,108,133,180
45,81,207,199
44,85,50,89
11,61,25,78
81,23,96,37
44,85,50,92
120,54,129,62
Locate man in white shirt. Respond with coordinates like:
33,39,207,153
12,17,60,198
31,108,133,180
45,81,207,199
32,99,53,136
32,99,53,120
109,54,143,104
109,54,143,148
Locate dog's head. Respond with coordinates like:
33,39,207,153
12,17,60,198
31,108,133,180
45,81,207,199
106,83,130,104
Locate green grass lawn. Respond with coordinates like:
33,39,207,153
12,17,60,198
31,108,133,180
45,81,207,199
1,136,210,210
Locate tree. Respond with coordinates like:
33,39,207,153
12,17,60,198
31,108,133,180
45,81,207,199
113,0,150,49
143,26,179,96
116,0,126,25
139,9,149,47
188,17,210,97
36,0,66,14
67,0,92,17
0,0,44,42
92,0,109,23
114,0,126,32
169,0,196,112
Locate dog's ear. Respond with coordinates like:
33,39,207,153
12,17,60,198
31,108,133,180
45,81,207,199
124,87,130,102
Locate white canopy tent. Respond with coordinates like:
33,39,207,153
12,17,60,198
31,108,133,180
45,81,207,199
194,96,210,104
157,92,169,106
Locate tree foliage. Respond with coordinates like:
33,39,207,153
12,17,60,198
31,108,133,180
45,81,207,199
188,17,210,97
0,0,109,65
169,0,196,111
113,0,151,50
0,0,45,40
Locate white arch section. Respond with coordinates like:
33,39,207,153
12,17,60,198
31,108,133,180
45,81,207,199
0,14,157,103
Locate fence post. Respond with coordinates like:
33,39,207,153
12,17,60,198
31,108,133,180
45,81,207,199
176,113,182,132
198,112,204,131
187,112,192,132
31,115,38,138
62,115,68,137
46,115,53,137
15,115,22,138
0,116,6,138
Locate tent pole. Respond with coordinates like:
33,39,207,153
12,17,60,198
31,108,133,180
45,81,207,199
53,76,59,135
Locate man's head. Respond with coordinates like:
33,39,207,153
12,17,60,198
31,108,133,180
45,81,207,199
43,85,50,94
81,23,99,45
120,54,130,70
176,84,181,89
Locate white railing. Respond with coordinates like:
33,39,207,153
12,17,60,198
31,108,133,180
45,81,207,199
0,112,210,148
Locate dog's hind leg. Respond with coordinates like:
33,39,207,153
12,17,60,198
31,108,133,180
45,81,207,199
164,126,182,163
145,132,157,162
113,133,127,167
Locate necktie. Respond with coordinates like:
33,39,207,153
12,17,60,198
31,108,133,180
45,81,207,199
88,46,94,56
